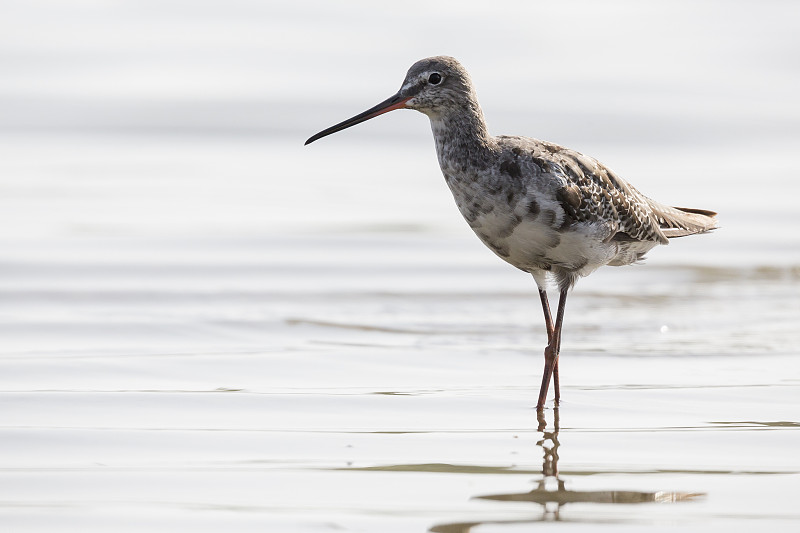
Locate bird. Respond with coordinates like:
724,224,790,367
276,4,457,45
305,56,717,410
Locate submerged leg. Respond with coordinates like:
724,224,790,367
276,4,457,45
536,288,568,410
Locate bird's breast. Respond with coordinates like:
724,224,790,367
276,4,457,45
441,166,620,274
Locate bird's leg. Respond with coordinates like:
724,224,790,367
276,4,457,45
538,289,555,341
553,354,560,405
536,288,568,410
536,289,554,410
537,289,560,403
551,289,568,405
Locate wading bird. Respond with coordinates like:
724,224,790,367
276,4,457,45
305,56,717,410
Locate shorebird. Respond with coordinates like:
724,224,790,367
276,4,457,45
305,56,717,410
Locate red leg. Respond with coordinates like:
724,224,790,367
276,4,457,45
538,289,554,341
536,288,568,410
537,289,560,405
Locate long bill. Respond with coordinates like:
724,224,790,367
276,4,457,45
305,93,411,145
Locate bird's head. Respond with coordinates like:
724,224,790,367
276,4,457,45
305,56,476,145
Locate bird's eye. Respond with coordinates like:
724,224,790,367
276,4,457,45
428,73,442,85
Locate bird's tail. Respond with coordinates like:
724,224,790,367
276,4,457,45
650,203,719,239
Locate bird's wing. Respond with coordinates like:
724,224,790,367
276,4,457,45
645,204,719,238
530,141,670,244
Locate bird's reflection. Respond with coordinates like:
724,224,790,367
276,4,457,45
430,410,703,532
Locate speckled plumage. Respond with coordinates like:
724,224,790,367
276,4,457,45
305,56,718,409
399,56,718,292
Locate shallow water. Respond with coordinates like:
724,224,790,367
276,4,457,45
2,1,800,531
2,155,799,530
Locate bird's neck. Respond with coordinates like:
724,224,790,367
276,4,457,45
429,104,495,173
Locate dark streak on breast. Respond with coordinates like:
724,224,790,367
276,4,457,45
499,160,522,180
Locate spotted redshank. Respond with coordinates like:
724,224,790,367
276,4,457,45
305,56,717,410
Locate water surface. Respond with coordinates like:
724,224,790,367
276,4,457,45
1,1,799,531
